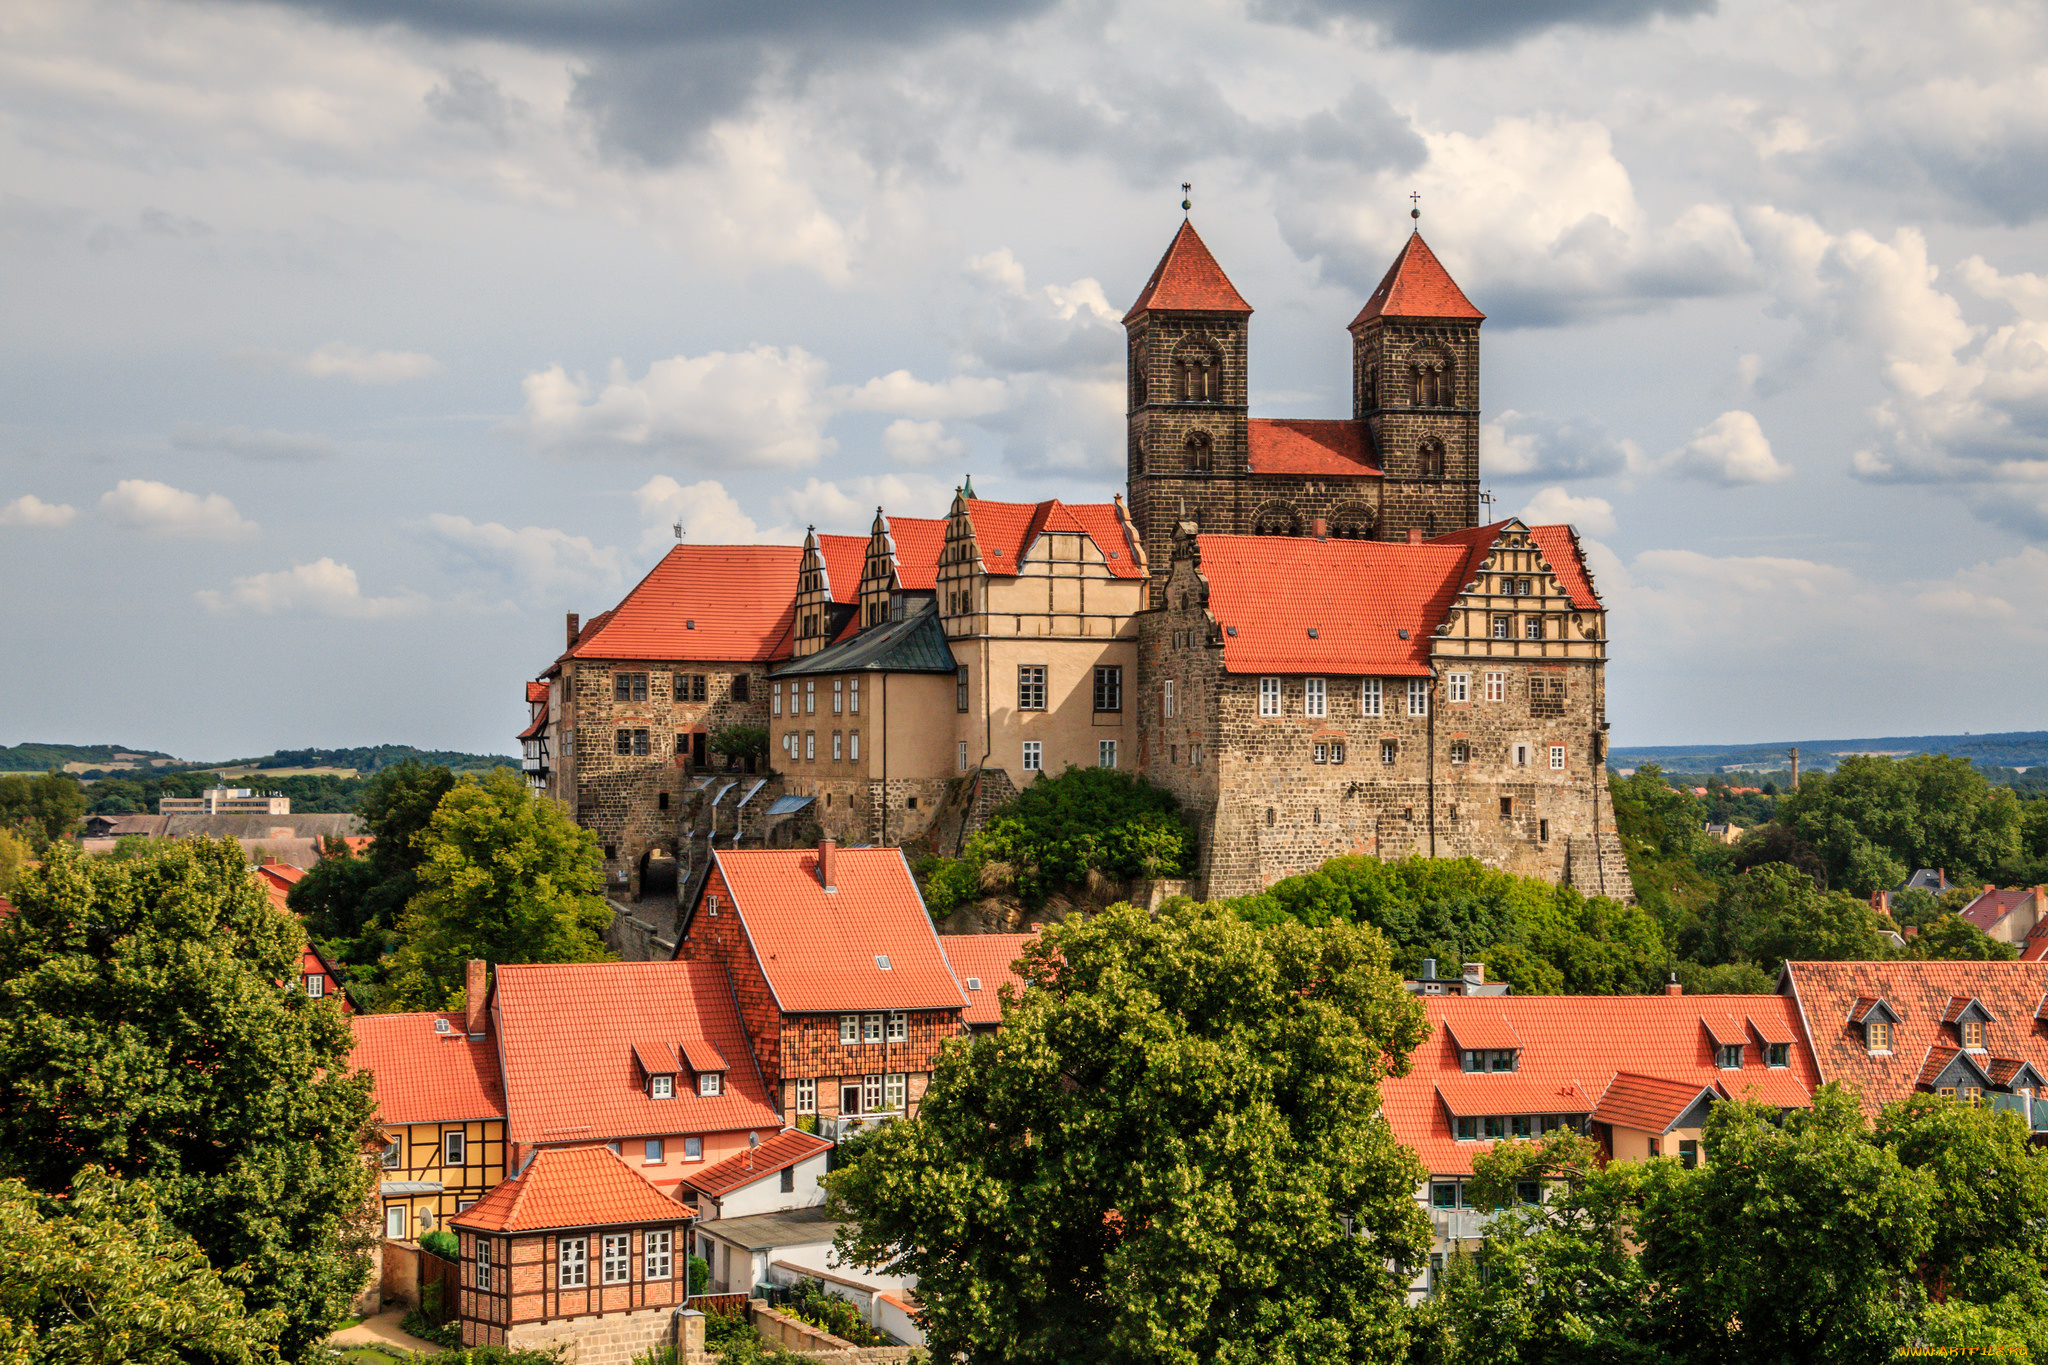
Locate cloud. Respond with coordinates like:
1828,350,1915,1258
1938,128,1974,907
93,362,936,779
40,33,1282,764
1249,0,1713,50
631,476,798,554
172,422,338,462
516,347,835,467
773,473,957,529
955,249,1126,376
1482,410,1644,482
0,494,77,528
423,513,623,598
1518,486,1617,536
840,370,1010,420
253,342,442,384
196,558,416,617
1662,410,1790,486
99,480,257,539
880,418,966,465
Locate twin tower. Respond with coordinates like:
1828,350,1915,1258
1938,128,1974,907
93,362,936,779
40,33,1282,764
1121,220,1486,592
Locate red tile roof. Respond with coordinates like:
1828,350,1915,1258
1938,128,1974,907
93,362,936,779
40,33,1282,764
1197,534,1468,676
938,933,1037,1027
817,534,868,603
1441,1015,1522,1051
1349,232,1484,325
1246,420,1381,478
1701,1015,1747,1048
709,848,968,1014
565,545,804,664
526,680,549,704
351,1011,507,1125
1384,993,1822,1176
1591,1072,1716,1133
2024,923,2048,962
517,701,548,741
963,500,1141,579
1123,220,1252,323
453,1146,688,1233
1747,1013,1798,1046
1527,525,1602,611
1783,960,2048,1116
1961,887,2040,933
493,961,780,1145
875,516,948,591
681,1129,833,1199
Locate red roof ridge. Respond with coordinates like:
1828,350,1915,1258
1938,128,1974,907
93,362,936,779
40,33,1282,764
1349,232,1484,326
683,1129,834,1198
1123,220,1252,323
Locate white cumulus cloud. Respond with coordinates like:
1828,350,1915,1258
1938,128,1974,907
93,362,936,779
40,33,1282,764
774,474,956,528
0,494,77,528
840,371,1010,421
880,418,965,465
517,347,835,467
424,513,623,597
99,479,256,538
1663,411,1791,486
1517,487,1617,536
196,558,416,617
632,476,799,555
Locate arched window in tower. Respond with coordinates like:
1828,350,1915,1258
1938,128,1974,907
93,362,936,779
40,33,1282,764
1185,431,1214,474
1252,502,1301,537
1409,354,1453,407
1418,437,1446,479
1329,503,1375,539
1176,343,1221,402
1131,338,1148,407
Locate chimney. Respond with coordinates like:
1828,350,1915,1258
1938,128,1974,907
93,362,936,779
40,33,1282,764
1904,925,1919,939
566,612,580,650
1420,958,1437,981
1312,517,1328,540
1462,962,1484,984
1788,746,1799,789
464,959,488,1039
1665,973,1683,996
818,838,838,893
1407,527,1425,544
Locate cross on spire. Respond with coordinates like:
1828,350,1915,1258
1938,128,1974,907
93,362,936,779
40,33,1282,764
1410,191,1421,231
1181,182,1192,215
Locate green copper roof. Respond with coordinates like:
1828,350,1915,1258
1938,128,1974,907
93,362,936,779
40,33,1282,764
772,597,958,677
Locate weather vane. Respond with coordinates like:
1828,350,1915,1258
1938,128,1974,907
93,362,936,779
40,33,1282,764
1410,191,1421,231
672,520,683,540
1182,182,1192,215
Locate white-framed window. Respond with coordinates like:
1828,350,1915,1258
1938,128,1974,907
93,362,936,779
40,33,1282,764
884,1073,907,1112
1450,742,1469,765
1162,679,1176,719
862,1013,883,1043
646,1138,663,1163
840,1014,858,1044
684,1137,703,1160
559,1237,588,1288
850,730,860,762
772,683,783,717
1305,677,1327,718
646,1229,672,1281
833,679,843,715
305,973,326,998
444,1131,465,1166
1018,666,1048,711
957,741,968,773
705,893,720,917
833,731,843,762
1492,616,1511,639
796,1078,817,1113
1022,741,1042,772
850,678,861,714
1526,616,1544,641
1330,741,1345,765
602,1233,629,1284
863,1074,884,1112
1313,742,1328,764
1550,745,1567,770
475,1237,493,1291
385,1204,407,1240
804,731,815,761
1099,740,1118,769
1514,743,1531,767
1484,672,1505,703
1381,739,1397,765
804,680,816,714
1258,677,1282,717
1360,679,1382,717
887,1010,907,1041
1447,672,1470,704
1408,679,1429,716
699,1072,722,1096
650,1074,673,1099
381,1137,400,1170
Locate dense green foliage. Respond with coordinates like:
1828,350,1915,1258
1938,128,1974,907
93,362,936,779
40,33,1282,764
0,743,176,772
0,828,28,895
0,839,377,1361
829,901,1430,1365
228,746,515,772
83,771,371,816
709,726,769,766
0,772,86,845
777,1279,885,1346
1779,753,2027,894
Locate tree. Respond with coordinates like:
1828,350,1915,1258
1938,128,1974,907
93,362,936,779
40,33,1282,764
961,767,1193,907
709,725,769,767
0,771,86,846
1901,913,2018,961
0,839,377,1362
0,828,27,896
383,769,612,1009
1780,755,2024,893
828,902,1431,1365
0,1167,281,1365
1684,862,1887,972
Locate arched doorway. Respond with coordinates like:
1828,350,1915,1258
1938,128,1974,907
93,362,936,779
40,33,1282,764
637,846,678,901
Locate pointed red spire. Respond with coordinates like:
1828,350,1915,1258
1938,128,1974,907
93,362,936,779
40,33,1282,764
1123,221,1253,325
1349,232,1484,327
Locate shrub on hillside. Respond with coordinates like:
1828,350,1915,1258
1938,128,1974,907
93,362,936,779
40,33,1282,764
955,767,1192,908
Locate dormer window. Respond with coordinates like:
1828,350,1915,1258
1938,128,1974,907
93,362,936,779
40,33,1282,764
1961,1021,1986,1050
1458,1049,1518,1073
1850,998,1899,1053
1767,1042,1790,1068
650,1074,674,1100
699,1072,723,1098
1867,1020,1891,1051
1717,1043,1744,1069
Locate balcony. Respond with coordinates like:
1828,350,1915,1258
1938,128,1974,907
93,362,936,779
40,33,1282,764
817,1111,900,1143
1430,1207,1500,1243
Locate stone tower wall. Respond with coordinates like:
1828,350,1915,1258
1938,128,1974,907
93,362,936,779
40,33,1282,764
1358,317,1482,540
1125,312,1250,603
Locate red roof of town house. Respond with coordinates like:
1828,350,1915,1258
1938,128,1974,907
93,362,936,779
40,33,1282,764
817,534,868,603
252,859,306,913
705,847,969,1014
1961,887,2043,934
1441,1014,1522,1052
565,545,805,664
2024,923,2048,962
517,703,548,741
964,499,1142,580
526,680,549,704
1246,420,1381,478
1349,232,1485,325
1780,960,2048,1116
351,1011,507,1125
680,1129,833,1199
1383,993,1822,1176
453,1146,689,1234
1123,220,1253,323
341,835,374,857
492,961,780,1147
939,933,1038,1027
1747,1013,1798,1046
1592,1073,1718,1133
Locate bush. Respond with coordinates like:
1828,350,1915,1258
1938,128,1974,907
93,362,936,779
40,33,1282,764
710,726,770,766
779,1277,885,1346
439,1348,565,1365
419,1228,460,1261
689,1253,710,1295
962,767,1192,907
913,855,981,916
402,1306,462,1348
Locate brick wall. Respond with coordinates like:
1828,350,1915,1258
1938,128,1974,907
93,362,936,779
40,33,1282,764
459,1225,690,1356
678,864,784,1094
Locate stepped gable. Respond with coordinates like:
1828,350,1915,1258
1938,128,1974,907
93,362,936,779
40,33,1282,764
351,1011,507,1125
563,545,803,663
873,515,948,591
1246,419,1380,478
1349,232,1485,325
1424,520,1602,612
452,1145,686,1233
1123,220,1253,323
964,499,1142,579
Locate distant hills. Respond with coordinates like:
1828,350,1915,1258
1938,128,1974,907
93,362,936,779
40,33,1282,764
0,742,515,774
1608,730,2048,776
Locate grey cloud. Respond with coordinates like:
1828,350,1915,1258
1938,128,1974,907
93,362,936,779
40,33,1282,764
425,68,529,146
173,422,339,462
1484,411,1638,482
1247,0,1713,50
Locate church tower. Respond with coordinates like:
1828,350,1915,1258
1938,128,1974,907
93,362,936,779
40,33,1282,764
1123,220,1252,601
1349,230,1484,539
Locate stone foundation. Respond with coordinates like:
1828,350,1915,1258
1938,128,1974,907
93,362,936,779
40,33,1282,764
501,1305,706,1365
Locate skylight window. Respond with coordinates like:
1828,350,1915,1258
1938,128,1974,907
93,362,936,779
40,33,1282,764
876,954,892,971
966,977,983,991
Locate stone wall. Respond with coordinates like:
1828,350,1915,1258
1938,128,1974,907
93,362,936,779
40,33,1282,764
502,1305,706,1365
1358,317,1482,543
605,899,677,962
745,1302,922,1362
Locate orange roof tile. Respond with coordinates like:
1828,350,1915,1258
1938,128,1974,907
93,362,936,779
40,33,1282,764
939,932,1038,1027
964,499,1142,579
681,1129,833,1199
875,516,948,592
526,680,549,704
678,1038,728,1074
1349,232,1484,325
817,534,868,604
566,545,804,664
1701,1015,1747,1048
708,848,968,1014
493,961,780,1145
1246,420,1381,478
1197,534,1468,676
1123,220,1252,323
1441,1015,1521,1052
1385,993,1822,1176
1747,1013,1798,1046
1591,1072,1717,1133
517,701,548,741
453,1146,689,1233
1435,1075,1590,1117
1784,961,2048,1116
1528,526,1602,611
351,1012,507,1125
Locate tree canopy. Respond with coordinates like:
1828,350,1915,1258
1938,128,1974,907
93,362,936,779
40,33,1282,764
1779,754,2025,893
829,901,1430,1365
0,772,86,846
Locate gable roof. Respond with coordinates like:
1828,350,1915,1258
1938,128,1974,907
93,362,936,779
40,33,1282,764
453,1146,688,1233
1349,232,1484,325
963,499,1142,579
681,1129,833,1199
1246,420,1381,478
564,545,804,664
870,516,948,592
1384,993,1821,1176
939,932,1038,1027
1592,1073,1718,1134
351,1011,507,1125
493,960,779,1145
1123,220,1252,323
1962,887,2040,933
1782,960,2048,1115
705,848,968,1014
816,534,868,603
526,680,549,704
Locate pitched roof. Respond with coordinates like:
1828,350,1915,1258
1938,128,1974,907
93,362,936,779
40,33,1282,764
1383,993,1822,1176
1962,887,2039,933
565,545,804,664
939,932,1038,1027
1782,960,2048,1116
771,599,957,677
1526,526,1602,611
452,1146,688,1233
1592,1073,1717,1133
1441,1015,1521,1051
351,1012,507,1125
1700,1015,1747,1048
1123,220,1252,323
517,702,548,741
1349,232,1484,325
493,960,780,1145
963,499,1142,579
706,848,968,1014
526,680,549,704
872,516,948,592
1246,419,1381,478
817,534,868,603
681,1129,833,1199
1748,1013,1798,1046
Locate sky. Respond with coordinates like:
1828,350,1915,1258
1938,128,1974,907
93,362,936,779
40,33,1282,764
3,0,2047,759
